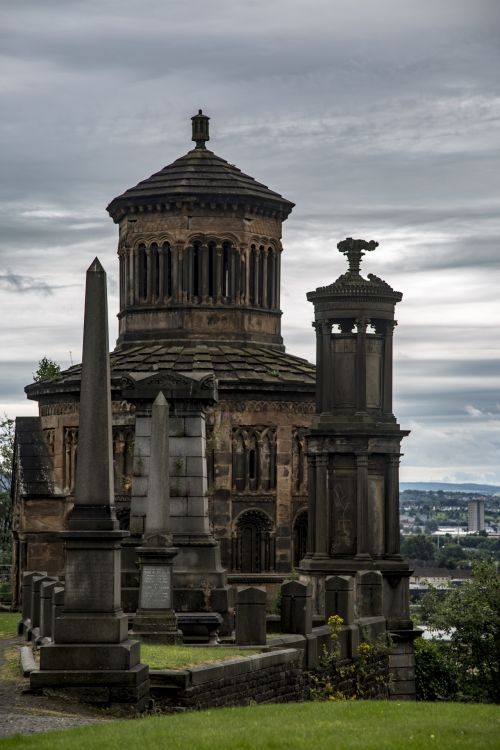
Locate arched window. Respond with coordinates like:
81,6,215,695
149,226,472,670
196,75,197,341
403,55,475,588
231,426,277,493
151,243,160,300
163,242,172,298
267,248,274,308
293,510,308,568
192,241,200,299
258,245,265,306
233,510,275,573
292,428,307,494
222,241,230,298
208,241,215,299
250,245,256,304
138,244,147,301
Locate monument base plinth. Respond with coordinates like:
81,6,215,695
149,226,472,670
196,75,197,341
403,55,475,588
31,643,149,712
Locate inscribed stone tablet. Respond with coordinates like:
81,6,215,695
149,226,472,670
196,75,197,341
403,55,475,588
140,565,171,609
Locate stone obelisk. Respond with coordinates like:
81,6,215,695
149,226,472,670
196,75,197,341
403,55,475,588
30,258,149,711
132,392,182,643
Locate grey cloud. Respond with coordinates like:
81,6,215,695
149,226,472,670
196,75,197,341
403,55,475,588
0,273,55,295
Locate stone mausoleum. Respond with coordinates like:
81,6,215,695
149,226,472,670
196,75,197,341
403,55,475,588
11,111,316,607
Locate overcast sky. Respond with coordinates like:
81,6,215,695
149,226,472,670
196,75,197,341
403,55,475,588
1,0,499,484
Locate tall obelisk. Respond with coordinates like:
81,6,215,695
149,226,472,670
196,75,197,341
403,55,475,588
31,259,150,711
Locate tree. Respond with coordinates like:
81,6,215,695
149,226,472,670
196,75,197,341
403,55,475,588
422,561,500,703
0,415,14,565
33,356,61,382
401,534,437,561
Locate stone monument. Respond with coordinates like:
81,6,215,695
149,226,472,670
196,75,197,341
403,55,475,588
121,370,231,632
30,259,149,711
300,238,418,697
131,392,182,643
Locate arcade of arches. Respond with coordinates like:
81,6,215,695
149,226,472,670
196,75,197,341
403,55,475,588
120,239,280,310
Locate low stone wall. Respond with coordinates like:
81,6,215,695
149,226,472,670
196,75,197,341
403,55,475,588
151,649,304,710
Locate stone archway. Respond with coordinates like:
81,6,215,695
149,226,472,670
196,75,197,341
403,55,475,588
232,509,275,573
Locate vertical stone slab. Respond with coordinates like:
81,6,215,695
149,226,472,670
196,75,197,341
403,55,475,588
280,580,312,635
356,570,383,618
325,575,354,625
39,580,60,641
235,587,267,646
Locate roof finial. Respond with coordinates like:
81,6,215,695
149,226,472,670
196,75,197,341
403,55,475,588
191,109,210,149
337,237,378,277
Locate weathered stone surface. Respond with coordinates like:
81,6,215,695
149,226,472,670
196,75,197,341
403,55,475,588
325,575,354,624
235,587,267,645
280,580,312,635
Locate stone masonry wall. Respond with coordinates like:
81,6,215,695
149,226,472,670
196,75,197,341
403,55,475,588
151,649,304,710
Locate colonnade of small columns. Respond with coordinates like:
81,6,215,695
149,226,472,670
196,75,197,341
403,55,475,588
119,239,281,311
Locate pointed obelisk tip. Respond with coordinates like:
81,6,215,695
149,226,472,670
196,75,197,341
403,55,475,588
87,257,105,274
153,391,168,406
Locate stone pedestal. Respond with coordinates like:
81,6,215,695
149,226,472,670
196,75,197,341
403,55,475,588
30,259,149,712
132,546,182,644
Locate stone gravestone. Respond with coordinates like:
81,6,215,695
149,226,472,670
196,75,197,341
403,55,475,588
356,570,383,618
280,580,312,635
19,571,46,638
325,575,355,624
235,587,267,646
37,579,59,644
30,259,149,712
131,392,182,644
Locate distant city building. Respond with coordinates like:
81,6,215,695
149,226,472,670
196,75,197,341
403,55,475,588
468,499,485,532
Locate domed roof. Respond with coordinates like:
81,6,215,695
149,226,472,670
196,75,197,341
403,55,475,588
107,110,294,222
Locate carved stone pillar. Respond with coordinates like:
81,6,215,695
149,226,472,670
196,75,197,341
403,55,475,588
146,245,152,303
355,452,370,559
313,455,329,559
355,317,368,413
158,245,165,302
215,244,223,303
321,321,333,412
382,320,396,417
305,455,316,557
133,248,140,304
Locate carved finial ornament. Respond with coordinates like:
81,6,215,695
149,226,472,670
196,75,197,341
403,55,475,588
191,109,210,149
337,237,378,277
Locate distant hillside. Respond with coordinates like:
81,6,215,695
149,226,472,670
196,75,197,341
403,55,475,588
400,482,500,495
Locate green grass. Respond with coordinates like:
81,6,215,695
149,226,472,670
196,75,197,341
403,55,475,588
1,701,499,749
140,644,258,669
0,612,19,639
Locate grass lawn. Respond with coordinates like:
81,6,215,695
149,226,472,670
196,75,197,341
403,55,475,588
140,644,258,669
1,701,499,749
0,612,19,639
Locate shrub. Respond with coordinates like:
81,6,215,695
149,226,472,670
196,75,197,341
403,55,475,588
414,638,458,701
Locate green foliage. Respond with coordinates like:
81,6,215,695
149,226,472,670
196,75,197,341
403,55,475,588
422,561,500,703
2,702,500,750
414,638,459,701
33,356,61,382
308,615,392,701
0,415,14,566
401,534,437,561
